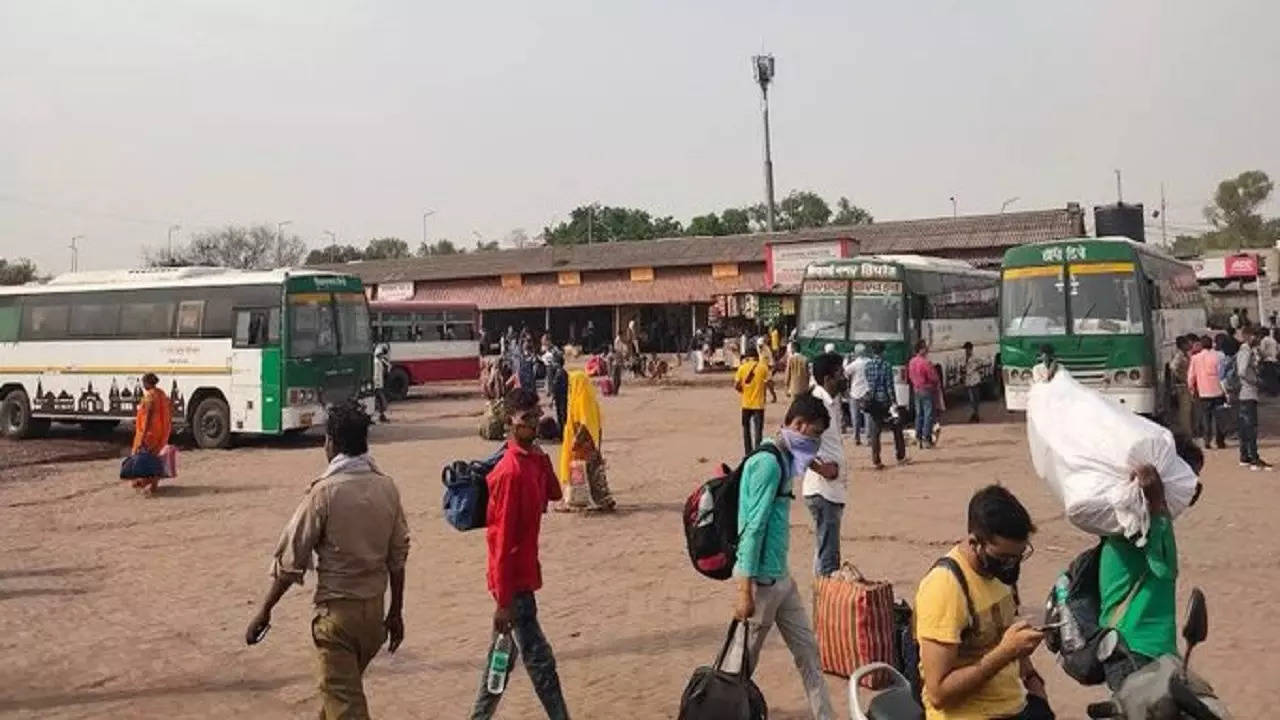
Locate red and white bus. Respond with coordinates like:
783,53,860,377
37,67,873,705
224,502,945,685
369,301,481,399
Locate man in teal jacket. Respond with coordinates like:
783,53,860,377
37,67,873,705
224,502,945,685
728,392,836,719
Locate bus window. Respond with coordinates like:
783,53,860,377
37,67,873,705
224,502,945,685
1069,265,1144,335
234,309,271,348
1002,267,1067,336
22,304,68,340
850,295,903,341
120,302,174,337
289,297,337,356
0,299,18,342
799,280,849,340
176,300,205,337
70,303,120,337
335,294,372,355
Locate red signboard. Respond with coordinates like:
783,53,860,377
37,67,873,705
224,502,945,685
1224,254,1258,278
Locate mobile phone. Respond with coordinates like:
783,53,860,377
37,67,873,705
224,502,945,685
1033,620,1065,632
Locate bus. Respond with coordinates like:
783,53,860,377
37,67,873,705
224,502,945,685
0,267,374,448
796,255,1001,408
369,300,480,399
999,237,1205,414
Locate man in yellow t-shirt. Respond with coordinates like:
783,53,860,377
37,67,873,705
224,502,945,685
915,485,1054,720
734,347,771,455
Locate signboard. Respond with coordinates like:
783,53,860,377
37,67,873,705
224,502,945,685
767,240,844,288
376,281,415,301
849,280,902,295
806,262,900,280
1225,254,1259,278
804,279,847,295
712,262,740,279
500,273,523,289
630,267,655,282
1193,254,1258,281
557,271,581,286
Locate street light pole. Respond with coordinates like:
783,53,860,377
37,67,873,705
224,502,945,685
753,55,777,232
422,210,435,248
69,235,83,272
275,220,292,268
949,196,957,218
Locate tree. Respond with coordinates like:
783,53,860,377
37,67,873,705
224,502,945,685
1203,170,1275,249
475,240,500,252
720,207,751,235
416,239,462,257
0,258,38,285
686,213,723,236
832,197,874,226
305,244,365,264
147,224,306,269
364,237,410,260
543,204,684,245
777,190,832,230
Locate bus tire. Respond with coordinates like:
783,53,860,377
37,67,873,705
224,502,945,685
386,367,411,401
1,390,50,439
192,397,232,449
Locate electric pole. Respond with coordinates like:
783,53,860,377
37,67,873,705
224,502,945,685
1160,182,1168,247
275,220,292,268
422,209,435,248
69,235,83,272
753,54,777,232
1115,169,1123,202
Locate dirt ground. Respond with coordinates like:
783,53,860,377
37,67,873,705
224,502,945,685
2,371,1277,719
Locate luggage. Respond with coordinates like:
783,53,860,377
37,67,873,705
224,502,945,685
479,399,507,440
158,444,179,478
565,458,591,507
592,375,616,396
813,562,896,688
442,445,506,531
677,620,767,720
1042,542,1111,686
892,557,977,704
119,450,163,479
585,355,606,377
1027,369,1199,541
1212,403,1238,438
682,445,787,581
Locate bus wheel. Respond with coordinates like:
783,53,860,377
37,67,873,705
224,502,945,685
192,397,232,449
386,367,411,401
1,390,50,439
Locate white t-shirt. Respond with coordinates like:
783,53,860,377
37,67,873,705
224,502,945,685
845,356,869,400
1260,335,1278,362
802,384,848,504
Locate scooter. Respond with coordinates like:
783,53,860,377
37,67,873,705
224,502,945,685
847,663,923,720
1086,588,1231,719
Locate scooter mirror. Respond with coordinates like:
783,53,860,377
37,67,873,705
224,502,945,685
1182,588,1208,649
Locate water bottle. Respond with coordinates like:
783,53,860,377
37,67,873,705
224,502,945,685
1054,575,1085,652
486,633,514,695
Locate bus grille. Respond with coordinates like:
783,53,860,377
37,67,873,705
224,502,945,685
1059,353,1109,384
320,375,359,405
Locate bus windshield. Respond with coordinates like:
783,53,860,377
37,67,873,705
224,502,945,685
1070,265,1144,335
289,294,338,357
335,293,372,355
1002,267,1067,336
850,294,902,341
799,280,848,339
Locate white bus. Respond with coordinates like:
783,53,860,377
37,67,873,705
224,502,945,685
369,300,480,400
0,267,374,448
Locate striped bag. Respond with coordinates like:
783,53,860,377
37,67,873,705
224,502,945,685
813,562,896,689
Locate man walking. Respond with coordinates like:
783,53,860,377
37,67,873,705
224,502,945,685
865,341,906,469
1187,334,1226,450
804,354,847,576
908,340,941,449
735,346,771,454
472,388,570,719
962,342,982,423
785,342,810,398
1168,336,1193,436
246,401,409,719
1236,327,1271,470
845,344,869,444
729,393,836,719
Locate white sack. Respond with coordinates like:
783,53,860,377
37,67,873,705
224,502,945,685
1026,368,1198,544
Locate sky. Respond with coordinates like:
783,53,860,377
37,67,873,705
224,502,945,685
2,0,1278,273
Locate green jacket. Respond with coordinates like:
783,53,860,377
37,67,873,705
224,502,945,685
1099,514,1178,658
733,440,793,581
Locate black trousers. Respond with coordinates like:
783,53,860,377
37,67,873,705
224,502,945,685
867,401,906,466
741,408,764,455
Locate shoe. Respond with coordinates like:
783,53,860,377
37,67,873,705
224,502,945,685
872,462,886,471
897,457,911,466
1240,461,1252,467
1217,441,1227,450
1250,464,1262,472
1255,460,1273,471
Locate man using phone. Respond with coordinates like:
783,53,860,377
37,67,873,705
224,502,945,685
915,485,1053,719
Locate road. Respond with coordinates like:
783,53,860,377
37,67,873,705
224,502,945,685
1,374,1276,718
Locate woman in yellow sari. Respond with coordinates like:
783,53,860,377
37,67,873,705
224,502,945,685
558,370,616,511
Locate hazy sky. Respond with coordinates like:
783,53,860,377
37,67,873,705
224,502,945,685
3,0,1278,273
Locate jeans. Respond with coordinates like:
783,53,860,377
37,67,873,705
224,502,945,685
803,495,844,576
966,385,981,420
1199,396,1226,447
723,576,835,720
914,393,935,446
470,593,569,720
1239,399,1259,463
853,404,867,442
741,408,765,455
867,401,906,466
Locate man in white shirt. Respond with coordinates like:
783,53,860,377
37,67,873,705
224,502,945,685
962,341,983,423
1259,327,1278,362
845,344,869,445
803,352,847,576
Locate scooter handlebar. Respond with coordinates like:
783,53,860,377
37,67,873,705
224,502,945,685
1086,701,1119,718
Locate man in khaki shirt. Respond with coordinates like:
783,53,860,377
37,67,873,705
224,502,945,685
784,343,810,397
246,401,410,719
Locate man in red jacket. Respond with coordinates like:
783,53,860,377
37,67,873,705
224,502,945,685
471,387,570,720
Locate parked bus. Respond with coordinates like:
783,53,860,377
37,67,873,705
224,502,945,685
369,300,480,399
1000,237,1205,414
796,255,1000,408
0,267,373,448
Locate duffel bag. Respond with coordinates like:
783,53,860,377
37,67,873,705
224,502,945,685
813,561,896,688
677,619,766,720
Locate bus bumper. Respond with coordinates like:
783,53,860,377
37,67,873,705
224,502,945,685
282,405,325,430
1005,384,1154,414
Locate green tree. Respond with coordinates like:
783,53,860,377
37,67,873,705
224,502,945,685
720,207,751,234
416,239,462,257
544,204,684,244
778,190,832,230
1203,170,1275,249
832,197,874,226
305,244,364,264
147,224,306,269
0,257,38,285
686,213,723,236
364,237,410,260
474,240,500,252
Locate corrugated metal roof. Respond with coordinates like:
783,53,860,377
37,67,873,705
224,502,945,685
771,207,1086,253
415,269,767,310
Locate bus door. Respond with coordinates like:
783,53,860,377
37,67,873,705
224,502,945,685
231,306,281,433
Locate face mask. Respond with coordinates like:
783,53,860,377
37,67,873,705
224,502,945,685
975,543,1023,585
778,427,821,479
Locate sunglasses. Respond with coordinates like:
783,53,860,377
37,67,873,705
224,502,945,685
979,539,1034,567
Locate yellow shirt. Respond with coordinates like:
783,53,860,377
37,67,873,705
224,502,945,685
735,360,768,411
758,345,775,371
914,546,1025,720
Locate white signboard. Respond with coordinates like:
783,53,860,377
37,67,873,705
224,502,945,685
769,241,844,288
376,281,415,301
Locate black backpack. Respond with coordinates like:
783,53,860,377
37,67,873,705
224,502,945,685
682,444,788,580
894,557,979,704
1043,540,1135,686
441,444,506,531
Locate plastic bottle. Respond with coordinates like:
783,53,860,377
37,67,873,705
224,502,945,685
486,633,514,695
1054,575,1085,652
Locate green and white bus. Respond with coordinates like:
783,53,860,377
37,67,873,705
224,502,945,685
1000,237,1205,414
796,255,1001,407
0,267,374,448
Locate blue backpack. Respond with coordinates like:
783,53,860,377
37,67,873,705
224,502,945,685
442,444,506,531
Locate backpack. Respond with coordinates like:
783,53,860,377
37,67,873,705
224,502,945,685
894,557,979,705
1043,540,1140,686
682,444,788,581
441,444,506,531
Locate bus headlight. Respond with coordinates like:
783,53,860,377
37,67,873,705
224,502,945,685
288,388,319,406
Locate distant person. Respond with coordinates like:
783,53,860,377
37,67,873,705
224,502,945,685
508,340,540,393
1187,333,1226,450
916,485,1052,720
845,344,870,444
864,341,906,469
1169,336,1193,437
770,325,781,354
1230,308,1242,331
558,370,616,511
126,372,172,495
546,350,569,432
735,347,770,455
785,343,810,397
373,343,391,423
471,388,570,719
804,354,847,576
1259,327,1279,394
962,341,983,423
908,340,941,449
728,393,835,719
582,320,597,354
1031,344,1058,383
245,401,409,719
756,337,778,403
1236,327,1271,470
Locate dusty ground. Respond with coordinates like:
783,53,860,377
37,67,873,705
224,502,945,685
1,371,1277,719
